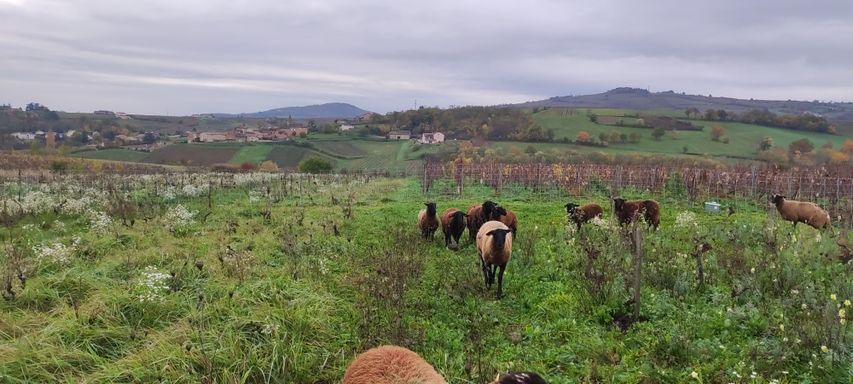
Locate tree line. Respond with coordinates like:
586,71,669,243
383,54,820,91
685,107,834,133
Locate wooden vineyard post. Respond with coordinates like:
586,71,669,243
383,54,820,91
631,224,643,320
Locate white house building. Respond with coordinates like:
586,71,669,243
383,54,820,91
418,132,445,144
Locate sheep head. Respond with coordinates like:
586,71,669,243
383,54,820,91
613,197,626,211
564,202,579,216
424,202,437,216
482,200,497,218
494,206,508,219
771,194,786,207
486,228,513,249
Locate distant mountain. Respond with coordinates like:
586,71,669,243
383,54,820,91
512,87,853,122
216,103,370,119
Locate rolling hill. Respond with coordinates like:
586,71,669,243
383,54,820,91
513,87,853,122
218,102,370,119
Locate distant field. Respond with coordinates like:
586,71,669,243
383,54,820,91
532,108,852,159
312,141,367,158
72,148,150,162
266,146,333,169
143,144,239,166
229,144,274,165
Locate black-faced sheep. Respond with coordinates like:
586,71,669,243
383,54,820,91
613,198,660,230
494,206,518,236
418,202,440,240
440,207,467,248
565,202,603,231
342,345,447,384
491,372,549,384
476,220,514,298
771,194,830,229
467,200,499,242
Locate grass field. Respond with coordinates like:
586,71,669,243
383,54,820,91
0,175,849,383
265,146,333,169
532,108,852,159
228,144,275,165
71,148,150,162
142,143,241,166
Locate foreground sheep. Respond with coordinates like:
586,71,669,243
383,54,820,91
476,220,514,298
440,207,467,248
492,372,549,384
467,200,499,242
772,194,830,229
613,198,660,230
418,202,440,240
494,206,518,235
565,202,603,231
342,345,447,384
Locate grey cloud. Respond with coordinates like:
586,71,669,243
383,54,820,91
1,0,852,114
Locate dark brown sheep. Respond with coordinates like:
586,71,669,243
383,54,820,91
440,207,468,248
494,206,518,236
417,202,439,240
565,202,603,231
466,200,498,242
772,194,830,229
613,198,660,230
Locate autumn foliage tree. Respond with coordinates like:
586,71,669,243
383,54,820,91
710,125,726,142
575,131,591,143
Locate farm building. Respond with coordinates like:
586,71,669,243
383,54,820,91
339,124,355,131
418,132,445,144
387,130,411,140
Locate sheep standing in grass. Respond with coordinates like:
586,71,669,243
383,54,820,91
772,194,830,229
476,220,514,298
613,198,660,230
418,202,440,240
342,345,447,384
565,202,603,231
440,208,467,248
491,372,549,384
467,200,499,242
494,206,518,236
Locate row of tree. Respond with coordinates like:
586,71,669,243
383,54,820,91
685,107,834,133
371,106,556,142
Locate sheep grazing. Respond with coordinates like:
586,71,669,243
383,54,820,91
342,345,447,384
440,208,468,248
491,372,549,384
612,198,660,230
565,202,603,231
467,200,499,242
476,220,514,298
418,202,440,240
494,206,518,236
771,194,830,229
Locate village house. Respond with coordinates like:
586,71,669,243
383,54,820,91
339,123,355,131
418,132,445,144
387,130,411,140
11,132,36,141
187,127,307,143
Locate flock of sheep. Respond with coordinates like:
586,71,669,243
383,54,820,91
339,193,832,384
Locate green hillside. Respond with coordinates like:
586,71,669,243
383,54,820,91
532,108,851,158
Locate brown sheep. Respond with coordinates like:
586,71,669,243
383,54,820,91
440,208,467,248
342,345,447,384
494,206,518,236
418,202,440,240
491,372,549,384
476,220,513,298
772,194,830,229
467,200,499,242
565,202,603,231
613,198,660,230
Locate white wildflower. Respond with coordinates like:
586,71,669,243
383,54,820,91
675,211,698,228
32,241,74,265
162,204,196,234
136,266,171,302
88,210,113,234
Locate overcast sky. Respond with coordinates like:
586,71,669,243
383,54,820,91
1,0,851,115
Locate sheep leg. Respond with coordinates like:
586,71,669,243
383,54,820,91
496,264,506,299
480,259,490,288
490,265,498,285
444,232,451,247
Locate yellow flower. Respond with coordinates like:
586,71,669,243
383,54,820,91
830,294,837,301
845,299,851,307
821,345,829,353
840,309,847,319
690,371,699,379
779,324,784,331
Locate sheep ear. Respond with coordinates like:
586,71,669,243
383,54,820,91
485,230,495,236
